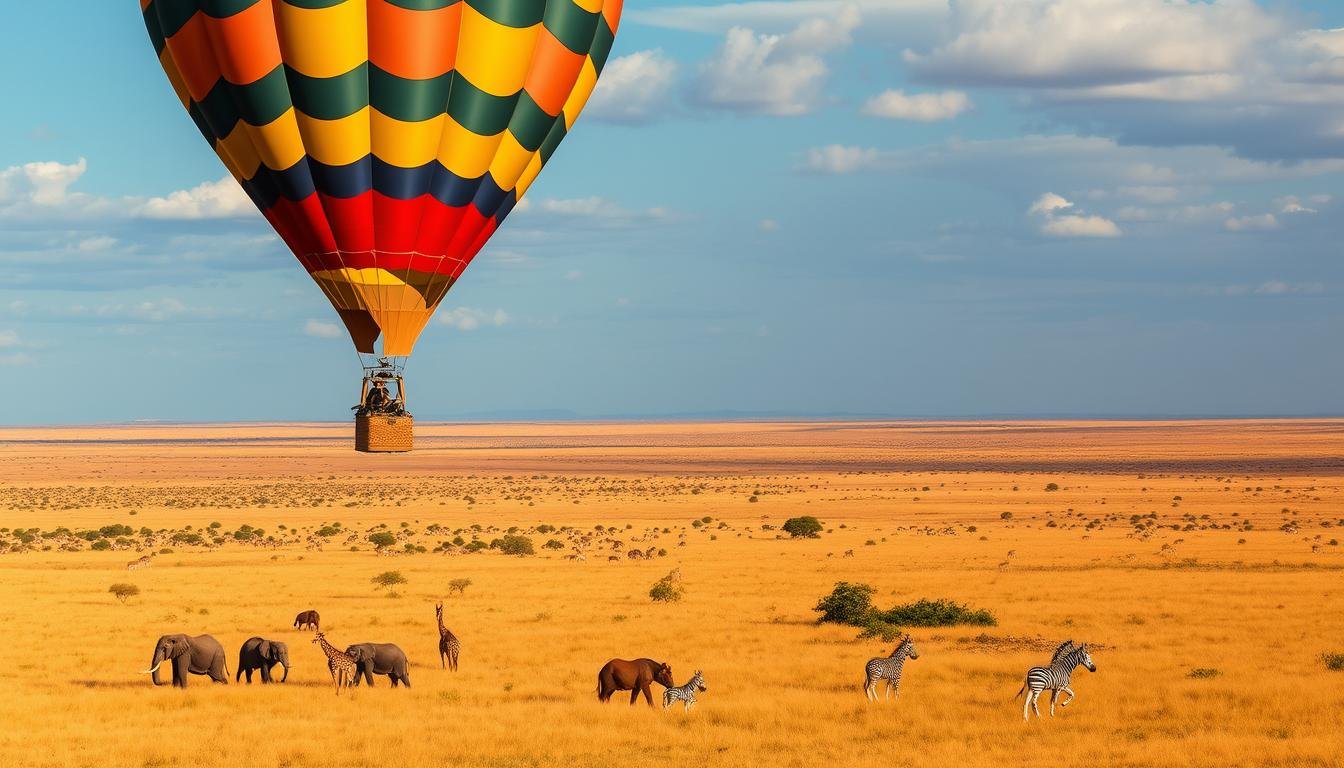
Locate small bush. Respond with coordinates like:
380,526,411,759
814,583,996,636
90,539,112,551
1323,653,1344,671
1045,483,1060,492
814,582,875,625
880,598,996,627
108,583,140,604
448,578,472,595
498,535,535,556
649,570,685,603
543,539,565,550
1188,668,1219,679
782,516,824,538
368,532,397,548
371,571,407,590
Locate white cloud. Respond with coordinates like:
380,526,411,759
801,144,880,174
630,0,942,36
1223,214,1280,232
1028,192,1121,238
524,196,673,225
76,236,118,252
439,307,510,331
1114,201,1235,223
901,1,1344,160
758,218,780,232
0,158,88,206
538,197,625,217
586,50,678,123
1276,196,1318,215
861,89,971,121
1040,214,1122,238
1028,192,1073,216
1255,281,1324,295
0,330,18,348
905,0,1278,88
138,176,253,220
304,319,343,339
694,8,859,116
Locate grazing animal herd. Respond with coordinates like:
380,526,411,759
139,605,1098,719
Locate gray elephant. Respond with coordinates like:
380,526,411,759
237,637,290,684
342,643,411,687
142,633,228,687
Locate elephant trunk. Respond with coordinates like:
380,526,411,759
144,650,167,685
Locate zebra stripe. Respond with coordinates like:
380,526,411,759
663,670,706,711
1018,641,1097,720
863,635,919,702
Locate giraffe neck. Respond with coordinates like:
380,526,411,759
437,611,447,637
317,637,343,659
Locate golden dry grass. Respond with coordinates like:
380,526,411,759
0,420,1341,768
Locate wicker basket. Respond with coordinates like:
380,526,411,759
354,414,414,453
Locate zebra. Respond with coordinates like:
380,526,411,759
663,670,706,711
1016,641,1097,720
863,635,919,701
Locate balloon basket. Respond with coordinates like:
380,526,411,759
355,414,414,453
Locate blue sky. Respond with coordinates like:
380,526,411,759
2,0,1342,423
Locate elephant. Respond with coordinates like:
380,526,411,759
141,633,228,687
341,643,411,687
237,637,291,684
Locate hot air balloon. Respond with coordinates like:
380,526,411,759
139,0,621,451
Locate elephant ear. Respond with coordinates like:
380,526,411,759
259,640,272,658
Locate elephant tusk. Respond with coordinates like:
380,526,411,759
140,660,166,674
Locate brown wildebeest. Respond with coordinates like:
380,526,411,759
597,658,674,706
293,610,320,631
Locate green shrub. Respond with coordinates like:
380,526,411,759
649,570,685,602
464,540,488,552
814,583,996,637
1045,483,1060,492
880,598,996,627
371,571,407,590
814,582,876,625
499,535,535,556
368,532,397,548
543,539,565,550
90,539,112,551
782,516,824,538
1323,653,1344,671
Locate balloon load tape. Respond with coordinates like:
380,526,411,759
355,415,414,453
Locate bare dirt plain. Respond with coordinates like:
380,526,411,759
0,420,1341,768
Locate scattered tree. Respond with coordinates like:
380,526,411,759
498,534,535,556
371,571,407,590
108,583,140,604
782,516,824,538
448,578,472,595
649,569,685,603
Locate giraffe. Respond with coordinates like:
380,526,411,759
313,632,356,695
435,602,461,671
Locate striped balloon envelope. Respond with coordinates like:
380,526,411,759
140,0,622,357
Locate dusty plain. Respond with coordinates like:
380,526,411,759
0,419,1341,768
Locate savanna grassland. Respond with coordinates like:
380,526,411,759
0,420,1341,768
